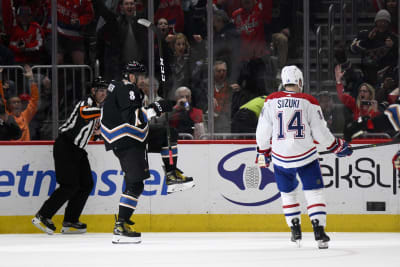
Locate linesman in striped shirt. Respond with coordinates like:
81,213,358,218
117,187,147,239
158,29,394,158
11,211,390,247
32,77,108,235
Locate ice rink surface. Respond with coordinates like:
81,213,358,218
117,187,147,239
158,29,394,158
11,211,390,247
0,232,399,267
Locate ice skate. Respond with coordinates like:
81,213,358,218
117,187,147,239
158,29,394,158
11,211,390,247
112,219,141,244
32,213,56,235
290,218,302,247
311,219,330,249
166,168,195,194
61,221,87,234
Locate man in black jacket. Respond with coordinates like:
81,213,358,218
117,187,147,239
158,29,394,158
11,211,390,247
94,0,148,80
100,61,194,244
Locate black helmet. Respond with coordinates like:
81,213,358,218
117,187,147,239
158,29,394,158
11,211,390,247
92,76,108,90
123,61,146,78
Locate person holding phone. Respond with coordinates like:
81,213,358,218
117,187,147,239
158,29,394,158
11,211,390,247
335,64,381,121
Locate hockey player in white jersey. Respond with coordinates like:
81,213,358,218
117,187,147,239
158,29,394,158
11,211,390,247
256,65,353,249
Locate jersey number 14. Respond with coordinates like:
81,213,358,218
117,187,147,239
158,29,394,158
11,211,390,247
277,110,305,139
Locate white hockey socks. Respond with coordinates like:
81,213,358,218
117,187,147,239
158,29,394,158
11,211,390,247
281,185,301,227
304,188,327,227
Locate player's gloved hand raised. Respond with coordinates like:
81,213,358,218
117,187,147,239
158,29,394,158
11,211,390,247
255,147,271,168
327,138,353,157
148,100,173,116
343,116,370,142
392,151,400,170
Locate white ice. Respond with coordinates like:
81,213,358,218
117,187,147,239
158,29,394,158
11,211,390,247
0,233,399,267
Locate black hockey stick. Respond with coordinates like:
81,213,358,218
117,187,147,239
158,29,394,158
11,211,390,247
319,138,400,155
138,18,174,165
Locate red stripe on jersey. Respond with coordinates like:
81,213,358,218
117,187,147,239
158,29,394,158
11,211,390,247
307,203,326,209
272,147,316,159
283,203,300,208
266,91,320,106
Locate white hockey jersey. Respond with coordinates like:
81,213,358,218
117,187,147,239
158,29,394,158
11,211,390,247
256,91,336,168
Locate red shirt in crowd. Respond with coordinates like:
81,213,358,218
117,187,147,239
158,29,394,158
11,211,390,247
232,0,272,61
336,83,380,120
9,22,44,63
46,0,94,40
154,0,184,34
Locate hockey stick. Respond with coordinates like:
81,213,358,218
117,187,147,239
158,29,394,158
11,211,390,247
138,18,174,165
319,138,400,155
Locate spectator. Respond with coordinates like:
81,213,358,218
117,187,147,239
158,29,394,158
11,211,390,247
232,0,275,95
8,6,44,64
212,0,241,17
0,98,22,140
154,0,185,34
182,0,207,41
213,9,241,82
213,61,240,133
164,33,193,100
2,0,49,30
231,0,273,61
45,0,94,64
142,76,163,105
0,66,38,141
374,0,398,34
317,91,345,134
334,43,364,98
169,86,205,139
375,66,398,104
231,95,266,133
350,9,398,86
94,0,148,80
335,64,380,121
141,76,168,128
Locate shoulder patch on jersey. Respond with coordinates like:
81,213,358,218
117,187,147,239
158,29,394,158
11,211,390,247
107,83,115,92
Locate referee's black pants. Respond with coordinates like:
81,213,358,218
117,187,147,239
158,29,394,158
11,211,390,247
38,134,94,222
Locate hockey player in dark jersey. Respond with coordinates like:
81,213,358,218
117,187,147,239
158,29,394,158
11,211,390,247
344,103,400,169
100,61,195,244
32,77,108,235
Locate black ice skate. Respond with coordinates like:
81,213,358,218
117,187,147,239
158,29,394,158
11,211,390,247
166,168,195,194
290,218,302,247
61,221,87,234
112,219,141,244
32,213,56,235
311,219,330,249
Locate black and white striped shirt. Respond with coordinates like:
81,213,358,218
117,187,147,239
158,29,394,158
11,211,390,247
59,95,101,149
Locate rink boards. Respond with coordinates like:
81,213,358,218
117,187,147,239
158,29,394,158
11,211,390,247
0,140,399,233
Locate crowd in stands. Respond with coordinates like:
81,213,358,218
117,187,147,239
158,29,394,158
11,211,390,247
0,0,398,140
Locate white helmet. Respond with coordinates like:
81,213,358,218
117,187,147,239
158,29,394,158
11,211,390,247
281,65,303,92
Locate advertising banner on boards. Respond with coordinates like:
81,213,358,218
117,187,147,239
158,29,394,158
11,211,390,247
0,142,399,216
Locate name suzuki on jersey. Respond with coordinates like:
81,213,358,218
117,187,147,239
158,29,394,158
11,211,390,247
277,99,300,108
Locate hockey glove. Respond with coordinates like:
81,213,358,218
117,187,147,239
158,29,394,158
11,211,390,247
343,116,371,142
327,138,353,157
148,100,173,117
392,151,400,170
255,147,271,168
